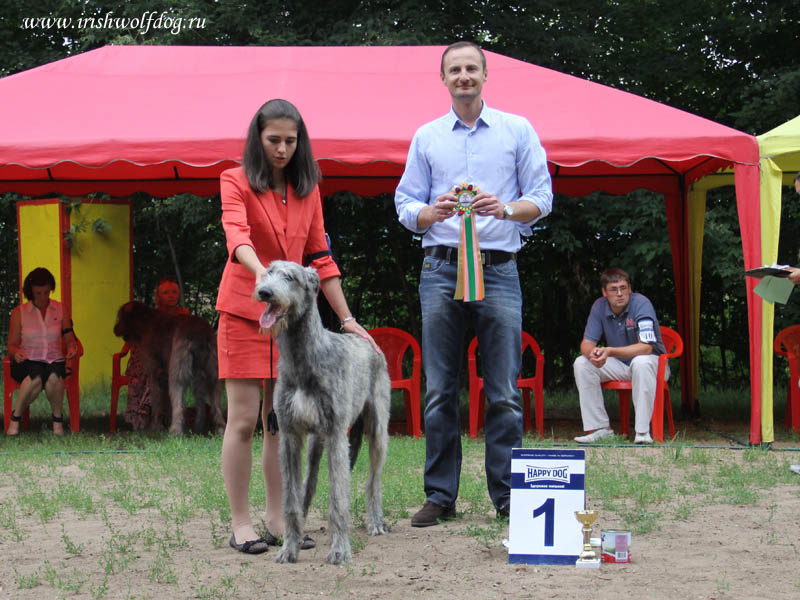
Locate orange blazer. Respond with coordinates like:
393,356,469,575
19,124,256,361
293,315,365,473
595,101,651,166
215,167,340,321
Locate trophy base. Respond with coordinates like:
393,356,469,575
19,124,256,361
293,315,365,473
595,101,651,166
575,557,601,569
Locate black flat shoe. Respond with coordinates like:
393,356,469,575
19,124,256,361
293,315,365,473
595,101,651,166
301,535,316,550
263,529,316,550
229,533,269,554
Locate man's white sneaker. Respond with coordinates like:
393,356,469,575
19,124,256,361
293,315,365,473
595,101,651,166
574,428,614,443
790,465,800,475
634,432,653,444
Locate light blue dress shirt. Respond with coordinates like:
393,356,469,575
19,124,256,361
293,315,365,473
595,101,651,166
395,103,553,252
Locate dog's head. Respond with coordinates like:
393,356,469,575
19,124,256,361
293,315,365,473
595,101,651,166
253,260,320,335
113,301,153,341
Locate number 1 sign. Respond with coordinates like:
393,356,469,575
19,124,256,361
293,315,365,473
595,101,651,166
507,448,585,565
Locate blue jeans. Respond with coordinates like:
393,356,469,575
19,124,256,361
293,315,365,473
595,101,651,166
419,255,523,510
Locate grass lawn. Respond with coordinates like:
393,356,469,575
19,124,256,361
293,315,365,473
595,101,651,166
1,383,799,598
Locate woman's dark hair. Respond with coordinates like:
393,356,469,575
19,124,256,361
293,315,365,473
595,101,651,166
22,267,56,301
242,99,320,198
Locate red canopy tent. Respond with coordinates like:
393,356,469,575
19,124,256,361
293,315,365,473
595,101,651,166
0,45,765,441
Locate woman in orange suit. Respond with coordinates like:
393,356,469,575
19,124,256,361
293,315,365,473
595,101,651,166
217,99,376,554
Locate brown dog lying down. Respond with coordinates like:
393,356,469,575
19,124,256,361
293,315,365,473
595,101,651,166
113,301,225,435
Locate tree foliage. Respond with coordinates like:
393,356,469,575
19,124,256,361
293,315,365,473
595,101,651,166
129,193,226,324
0,195,20,330
1,0,799,390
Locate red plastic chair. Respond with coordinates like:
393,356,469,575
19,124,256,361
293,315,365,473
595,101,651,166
468,331,545,438
774,325,800,433
368,327,422,437
109,343,131,433
3,339,84,433
600,326,682,443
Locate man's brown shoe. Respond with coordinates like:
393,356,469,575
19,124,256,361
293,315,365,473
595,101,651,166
411,501,456,527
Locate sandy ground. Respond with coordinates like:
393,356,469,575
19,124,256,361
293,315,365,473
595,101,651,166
2,442,799,600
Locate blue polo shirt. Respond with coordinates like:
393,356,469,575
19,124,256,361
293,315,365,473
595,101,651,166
583,293,665,365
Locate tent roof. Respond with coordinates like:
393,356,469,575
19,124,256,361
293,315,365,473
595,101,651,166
0,44,773,443
0,45,758,198
758,114,800,172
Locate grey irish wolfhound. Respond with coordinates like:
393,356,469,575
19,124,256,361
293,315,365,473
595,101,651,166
254,260,390,565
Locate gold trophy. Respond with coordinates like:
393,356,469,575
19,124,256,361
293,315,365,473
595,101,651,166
574,510,601,568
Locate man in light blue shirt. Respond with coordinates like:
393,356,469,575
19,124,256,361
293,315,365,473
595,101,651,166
395,41,552,527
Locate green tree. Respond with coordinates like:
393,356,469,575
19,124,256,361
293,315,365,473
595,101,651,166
2,0,798,391
129,193,225,322
0,195,21,349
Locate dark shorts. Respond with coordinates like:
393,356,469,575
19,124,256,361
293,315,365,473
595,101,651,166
10,359,67,384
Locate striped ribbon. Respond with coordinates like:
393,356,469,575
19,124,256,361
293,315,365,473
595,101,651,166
453,183,485,302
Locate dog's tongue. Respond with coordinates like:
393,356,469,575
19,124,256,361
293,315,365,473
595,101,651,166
259,304,278,329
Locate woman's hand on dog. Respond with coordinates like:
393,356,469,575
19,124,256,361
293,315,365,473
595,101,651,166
343,319,382,354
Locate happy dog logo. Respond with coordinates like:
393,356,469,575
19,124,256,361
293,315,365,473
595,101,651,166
525,465,570,483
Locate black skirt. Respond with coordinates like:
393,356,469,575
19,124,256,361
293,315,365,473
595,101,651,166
10,359,67,384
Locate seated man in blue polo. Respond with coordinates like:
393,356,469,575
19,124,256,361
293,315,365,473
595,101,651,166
573,267,667,444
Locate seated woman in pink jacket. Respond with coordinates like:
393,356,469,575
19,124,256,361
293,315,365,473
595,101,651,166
6,267,78,435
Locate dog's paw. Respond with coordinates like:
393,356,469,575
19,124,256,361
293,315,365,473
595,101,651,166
275,547,297,564
326,547,352,565
367,521,389,536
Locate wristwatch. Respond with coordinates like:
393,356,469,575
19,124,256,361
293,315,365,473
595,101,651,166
502,203,514,219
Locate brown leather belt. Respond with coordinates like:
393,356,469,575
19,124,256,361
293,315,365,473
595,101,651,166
424,245,515,266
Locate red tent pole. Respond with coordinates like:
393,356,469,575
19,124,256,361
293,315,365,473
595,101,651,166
664,183,692,416
734,164,763,445
679,182,692,414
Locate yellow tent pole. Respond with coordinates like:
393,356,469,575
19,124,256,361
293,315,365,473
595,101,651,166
758,157,783,443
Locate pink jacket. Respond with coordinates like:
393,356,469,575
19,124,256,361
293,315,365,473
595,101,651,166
215,167,340,321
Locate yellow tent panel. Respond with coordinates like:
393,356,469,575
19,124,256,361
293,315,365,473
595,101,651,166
690,114,800,443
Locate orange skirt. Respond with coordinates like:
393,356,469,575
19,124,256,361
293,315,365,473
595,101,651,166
217,311,280,379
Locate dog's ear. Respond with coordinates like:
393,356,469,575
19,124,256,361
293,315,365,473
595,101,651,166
304,266,320,294
114,302,131,338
